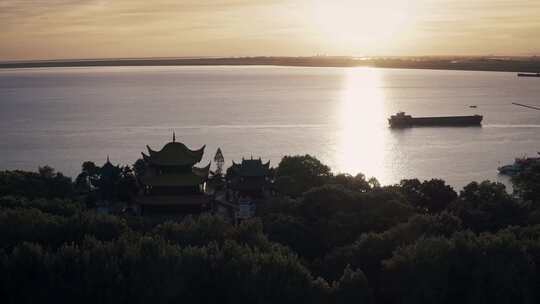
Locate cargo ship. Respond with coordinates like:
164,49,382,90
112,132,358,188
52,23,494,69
517,72,540,77
388,112,483,128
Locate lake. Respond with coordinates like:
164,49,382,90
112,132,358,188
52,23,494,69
1,66,539,189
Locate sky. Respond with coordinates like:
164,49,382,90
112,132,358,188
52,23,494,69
1,0,539,60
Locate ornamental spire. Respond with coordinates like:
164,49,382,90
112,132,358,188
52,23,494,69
173,131,176,142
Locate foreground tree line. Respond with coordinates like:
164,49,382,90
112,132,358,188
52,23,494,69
0,155,540,304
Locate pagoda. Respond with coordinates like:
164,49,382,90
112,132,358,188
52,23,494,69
98,156,121,202
138,134,211,215
228,157,271,199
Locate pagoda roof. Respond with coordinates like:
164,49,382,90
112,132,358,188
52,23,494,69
100,156,120,177
142,141,205,166
231,158,270,177
193,163,211,177
141,163,210,187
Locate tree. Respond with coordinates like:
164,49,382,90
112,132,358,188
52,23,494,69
329,173,373,192
0,168,72,199
117,166,138,202
292,185,413,257
450,181,525,232
320,212,462,285
400,179,457,213
38,166,55,179
76,160,140,203
275,155,332,197
382,232,536,304
333,266,373,304
75,161,100,193
512,160,540,203
132,158,146,182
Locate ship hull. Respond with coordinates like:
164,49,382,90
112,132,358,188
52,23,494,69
389,115,483,128
517,73,540,77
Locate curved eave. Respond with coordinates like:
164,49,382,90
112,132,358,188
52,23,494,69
193,145,206,160
146,145,157,156
143,142,206,166
141,152,150,162
193,162,211,178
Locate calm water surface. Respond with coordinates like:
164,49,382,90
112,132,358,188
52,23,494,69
1,66,540,189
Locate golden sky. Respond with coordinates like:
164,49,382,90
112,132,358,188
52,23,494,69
1,0,539,60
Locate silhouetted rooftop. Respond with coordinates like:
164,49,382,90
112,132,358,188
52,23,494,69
142,141,205,167
231,158,270,177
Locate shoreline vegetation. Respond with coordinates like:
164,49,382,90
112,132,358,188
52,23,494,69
2,56,540,73
1,154,540,303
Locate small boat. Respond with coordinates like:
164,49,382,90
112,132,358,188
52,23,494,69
388,112,483,128
517,72,540,77
497,164,521,176
469,105,477,108
498,154,540,176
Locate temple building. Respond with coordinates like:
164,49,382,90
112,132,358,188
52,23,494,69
137,135,211,215
226,157,271,221
98,156,121,202
227,157,271,199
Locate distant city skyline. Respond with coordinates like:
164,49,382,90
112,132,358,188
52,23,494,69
1,0,540,60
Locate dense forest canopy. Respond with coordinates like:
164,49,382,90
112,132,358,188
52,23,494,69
1,154,540,303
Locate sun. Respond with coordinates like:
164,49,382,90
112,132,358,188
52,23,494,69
311,0,416,54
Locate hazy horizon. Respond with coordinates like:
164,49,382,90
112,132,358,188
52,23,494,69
1,0,540,61
2,54,540,64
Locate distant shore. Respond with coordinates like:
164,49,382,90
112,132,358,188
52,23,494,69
2,56,540,73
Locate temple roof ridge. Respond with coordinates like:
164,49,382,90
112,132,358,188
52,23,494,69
231,156,270,177
193,162,211,177
144,141,205,167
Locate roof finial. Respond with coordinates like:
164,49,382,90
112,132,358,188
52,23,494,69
173,131,176,142
106,155,110,163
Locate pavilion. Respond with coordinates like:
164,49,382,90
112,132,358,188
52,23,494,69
228,157,271,199
137,135,211,215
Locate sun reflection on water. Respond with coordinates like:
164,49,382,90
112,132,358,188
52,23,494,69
335,67,388,182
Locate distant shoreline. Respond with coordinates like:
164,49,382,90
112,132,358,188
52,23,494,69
1,56,540,73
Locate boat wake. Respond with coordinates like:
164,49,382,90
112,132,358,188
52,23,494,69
485,124,540,128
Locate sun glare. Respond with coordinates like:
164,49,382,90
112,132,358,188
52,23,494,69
335,67,388,180
312,0,415,54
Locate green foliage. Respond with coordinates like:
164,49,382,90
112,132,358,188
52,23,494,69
0,168,73,199
275,155,332,197
0,208,128,250
262,213,314,257
382,231,536,304
261,185,413,259
0,196,83,216
329,173,375,192
116,166,138,202
3,155,540,303
154,214,231,246
333,266,373,304
400,178,457,213
320,212,462,282
0,226,324,304
132,158,146,180
512,160,540,203
75,161,139,203
450,181,526,232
